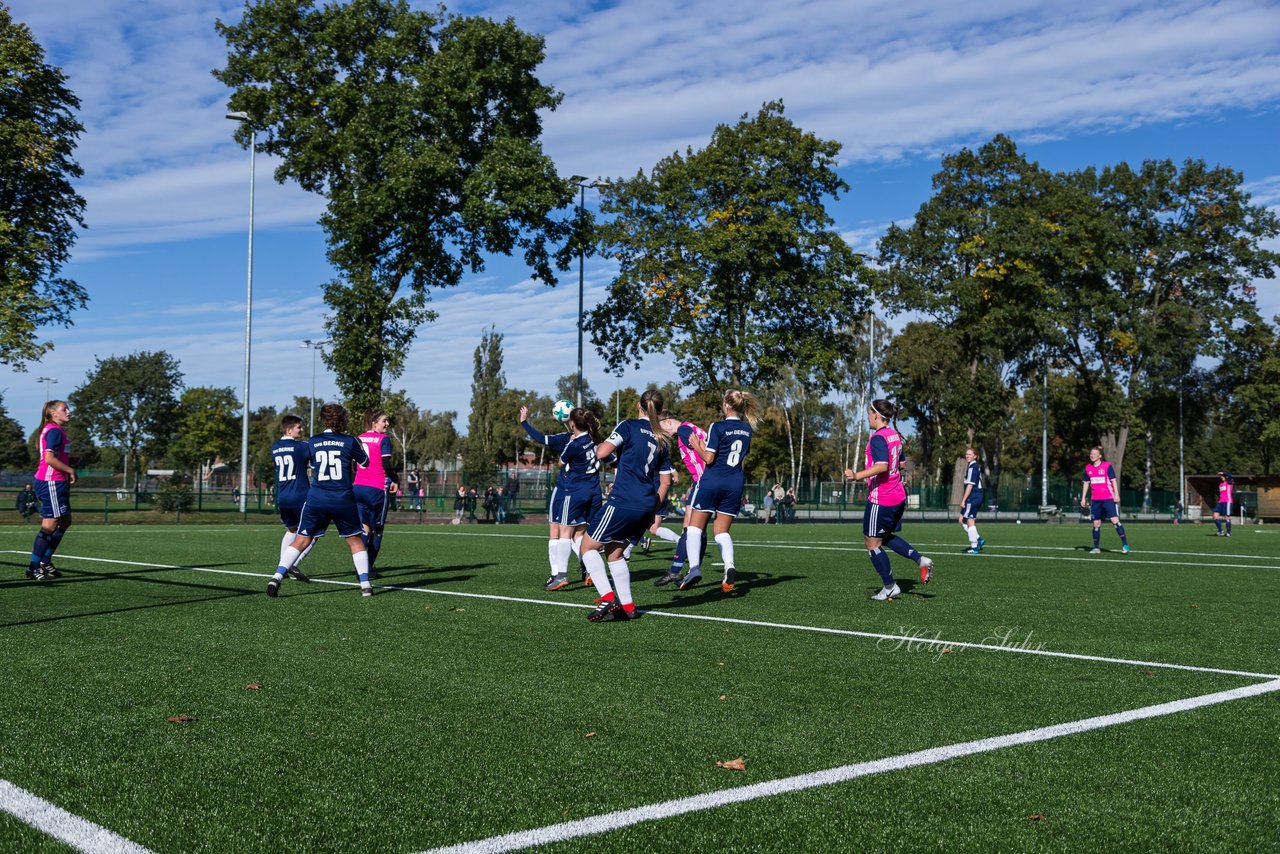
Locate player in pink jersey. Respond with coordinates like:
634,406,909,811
651,412,709,586
28,400,77,580
1078,446,1130,553
354,410,393,572
844,399,933,601
1213,471,1234,536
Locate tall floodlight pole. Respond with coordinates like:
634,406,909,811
1178,377,1186,511
567,177,597,408
301,339,328,435
36,376,57,402
1041,362,1049,508
227,111,256,516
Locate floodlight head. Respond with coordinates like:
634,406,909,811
226,110,250,122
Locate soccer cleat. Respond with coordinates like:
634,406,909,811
545,573,569,591
266,579,280,597
1122,544,1131,554
654,570,683,587
287,567,311,583
871,583,901,601
721,567,736,593
976,537,986,552
677,572,702,591
587,601,630,622
963,547,979,555
919,557,934,584
640,537,652,555
1089,547,1101,554
362,587,374,598
41,562,62,578
25,565,42,580
1215,531,1224,537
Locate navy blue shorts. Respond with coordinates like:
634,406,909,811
1089,499,1119,521
549,485,600,527
586,501,653,545
354,485,388,530
689,479,741,517
961,497,982,519
863,501,905,539
298,497,364,539
1214,502,1232,516
278,504,304,530
34,480,70,519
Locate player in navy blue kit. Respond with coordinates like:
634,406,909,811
270,414,316,583
959,447,986,554
266,404,373,597
578,389,674,621
520,403,604,591
679,390,759,593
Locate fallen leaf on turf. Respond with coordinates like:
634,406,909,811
584,732,596,738
245,683,262,690
941,647,952,655
719,694,727,701
1190,604,1199,609
166,715,197,724
716,757,747,771
1142,670,1155,677
1028,814,1047,822
718,662,725,667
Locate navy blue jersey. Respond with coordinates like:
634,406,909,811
699,417,753,489
522,421,601,492
603,419,673,509
964,461,984,499
271,437,313,508
306,431,370,502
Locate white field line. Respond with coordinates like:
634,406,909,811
7,551,1277,681
421,679,1280,854
0,780,154,854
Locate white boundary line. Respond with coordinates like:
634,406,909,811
8,551,1277,680
0,779,155,854
420,679,1280,854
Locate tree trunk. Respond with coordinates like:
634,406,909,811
1142,427,1153,512
949,456,966,511
1100,424,1129,490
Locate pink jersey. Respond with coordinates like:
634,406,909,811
1219,481,1234,504
1084,462,1116,500
35,423,71,482
354,431,391,488
865,426,906,506
677,422,708,481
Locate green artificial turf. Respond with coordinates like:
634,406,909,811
1,520,1276,851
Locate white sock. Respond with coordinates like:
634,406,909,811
714,532,735,569
609,559,632,606
655,527,680,543
581,547,612,597
686,528,704,575
553,538,573,574
622,543,634,560
295,539,316,567
275,546,301,579
968,525,980,546
353,550,371,586
547,539,557,571
279,531,297,566
571,535,583,557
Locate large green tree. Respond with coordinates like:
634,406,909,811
0,4,87,367
215,0,573,415
462,327,504,477
168,386,241,473
0,393,27,468
587,101,866,392
69,352,182,488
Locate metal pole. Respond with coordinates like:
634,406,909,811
1041,361,1049,507
227,112,256,519
576,182,585,409
1178,379,1185,512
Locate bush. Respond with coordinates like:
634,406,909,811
153,478,195,514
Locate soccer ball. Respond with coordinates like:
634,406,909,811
1016,519,1022,525
552,399,573,422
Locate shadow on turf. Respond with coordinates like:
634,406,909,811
635,568,806,611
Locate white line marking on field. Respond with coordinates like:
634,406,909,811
8,552,1277,680
0,779,155,853
419,679,1280,854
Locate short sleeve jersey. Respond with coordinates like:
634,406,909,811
699,418,753,489
603,419,673,509
865,427,907,506
35,423,71,482
523,421,600,492
271,437,314,508
675,422,709,481
1083,462,1116,500
354,432,392,488
1219,480,1234,504
307,431,370,502
964,460,984,499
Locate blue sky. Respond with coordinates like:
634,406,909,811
3,0,1279,436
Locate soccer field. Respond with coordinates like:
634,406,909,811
2,521,1277,852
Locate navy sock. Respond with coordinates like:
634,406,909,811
1225,518,1232,533
1115,523,1127,545
31,531,54,567
673,529,688,563
868,548,894,586
43,528,66,562
883,534,921,563
1214,518,1222,533
1093,527,1101,547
